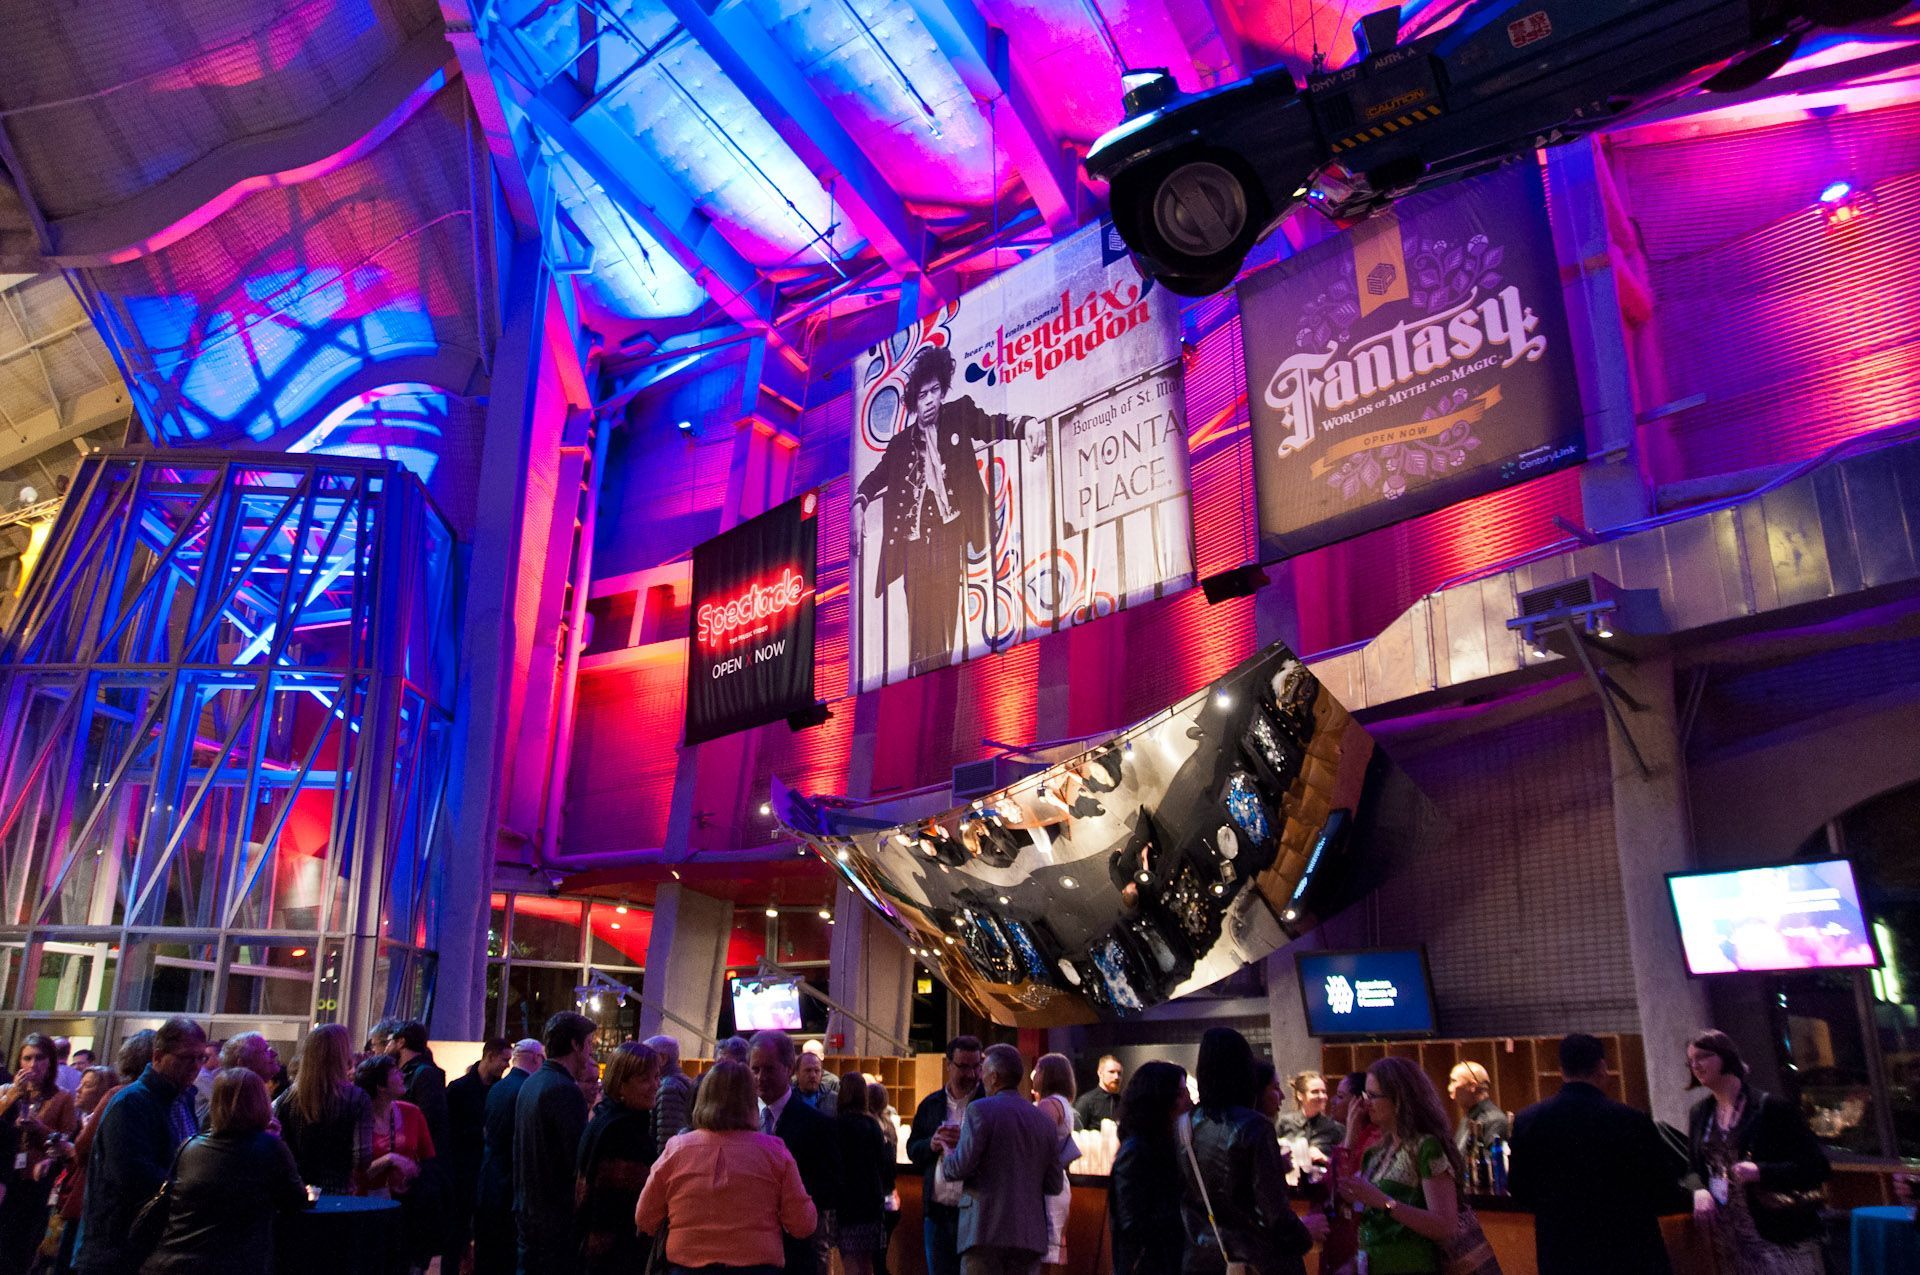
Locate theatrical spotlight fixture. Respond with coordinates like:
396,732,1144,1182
787,701,834,732
818,909,831,920
759,801,772,816
765,906,780,919
615,899,629,914
1819,178,1873,229
675,419,695,434
1507,574,1656,659
1200,563,1269,604
1214,692,1233,710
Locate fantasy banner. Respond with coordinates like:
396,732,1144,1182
1241,163,1586,560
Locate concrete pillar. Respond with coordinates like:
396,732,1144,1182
825,879,914,1054
434,237,547,1040
1545,142,1651,533
1264,937,1322,1084
1604,657,1710,1127
639,883,735,1054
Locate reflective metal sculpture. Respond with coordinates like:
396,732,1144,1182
0,453,456,1044
777,641,1441,1026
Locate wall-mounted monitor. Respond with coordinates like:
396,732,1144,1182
1297,947,1438,1039
730,977,804,1031
1668,859,1880,975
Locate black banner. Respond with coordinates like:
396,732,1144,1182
684,491,819,745
1240,164,1586,560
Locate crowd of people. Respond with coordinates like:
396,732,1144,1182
0,1015,1837,1275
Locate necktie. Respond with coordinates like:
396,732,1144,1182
763,1105,777,1135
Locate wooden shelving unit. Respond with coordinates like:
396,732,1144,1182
1320,1032,1649,1116
683,1053,926,1116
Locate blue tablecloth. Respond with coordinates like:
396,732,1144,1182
276,1195,406,1275
1851,1204,1920,1275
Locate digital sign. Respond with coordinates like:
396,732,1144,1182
1668,859,1879,976
1297,947,1438,1038
684,491,819,745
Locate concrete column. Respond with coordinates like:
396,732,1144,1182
434,237,547,1040
639,883,735,1053
1264,935,1322,1086
1545,142,1651,533
825,879,914,1054
1604,657,1710,1127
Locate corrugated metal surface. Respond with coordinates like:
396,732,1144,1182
1613,103,1920,482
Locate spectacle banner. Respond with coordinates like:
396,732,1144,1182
1241,163,1585,560
684,491,819,745
849,221,1193,694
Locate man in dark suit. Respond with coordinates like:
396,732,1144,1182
906,1035,985,1275
445,1037,511,1274
854,346,1043,677
387,1019,450,1152
750,1030,843,1275
940,1043,1066,1275
515,1014,598,1275
1508,1033,1692,1275
474,1038,542,1275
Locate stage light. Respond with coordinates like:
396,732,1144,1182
1215,692,1233,710
997,895,1010,905
291,948,309,958
765,906,779,918
610,922,621,930
615,901,629,914
1819,180,1852,204
759,801,771,816
1060,876,1078,889
675,419,695,433
836,848,851,862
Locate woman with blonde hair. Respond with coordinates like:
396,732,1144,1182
578,1040,660,1272
273,1023,373,1195
142,1068,309,1273
635,1059,816,1274
1334,1056,1466,1274
1031,1053,1078,1273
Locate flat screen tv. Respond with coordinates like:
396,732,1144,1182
1297,947,1437,1039
730,977,804,1031
1668,859,1880,975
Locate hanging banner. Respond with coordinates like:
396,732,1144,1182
684,491,819,746
1241,163,1586,560
848,221,1194,694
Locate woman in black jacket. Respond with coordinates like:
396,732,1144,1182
1111,1060,1191,1275
576,1041,659,1273
143,1068,310,1274
833,1073,893,1275
1179,1029,1327,1275
1684,1030,1829,1274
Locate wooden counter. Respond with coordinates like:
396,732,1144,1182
881,1176,1717,1275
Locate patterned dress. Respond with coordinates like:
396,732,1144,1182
1700,1109,1823,1275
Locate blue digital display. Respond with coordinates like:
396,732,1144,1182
1297,948,1437,1038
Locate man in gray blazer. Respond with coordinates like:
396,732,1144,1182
940,1043,1068,1275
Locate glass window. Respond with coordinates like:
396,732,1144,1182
775,910,831,965
120,937,216,1014
510,897,583,963
221,941,316,1018
503,964,580,1043
314,940,345,1024
587,901,647,969
29,944,111,1012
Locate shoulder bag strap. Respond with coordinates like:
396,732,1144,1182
1181,1116,1237,1266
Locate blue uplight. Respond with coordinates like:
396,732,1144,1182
1819,180,1853,204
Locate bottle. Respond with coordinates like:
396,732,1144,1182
1489,1136,1508,1195
1473,1140,1492,1195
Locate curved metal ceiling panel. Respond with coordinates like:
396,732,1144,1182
0,0,442,223
743,0,995,207
76,84,493,450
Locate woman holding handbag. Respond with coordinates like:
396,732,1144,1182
1333,1057,1468,1275
1684,1030,1828,1275
1179,1028,1327,1275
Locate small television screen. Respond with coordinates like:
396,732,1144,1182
1297,947,1437,1038
730,977,804,1031
1668,859,1880,975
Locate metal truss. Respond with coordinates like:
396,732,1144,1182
0,451,456,1056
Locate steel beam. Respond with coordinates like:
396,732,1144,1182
656,0,929,276
905,0,1079,233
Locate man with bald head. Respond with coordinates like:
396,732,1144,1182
940,1043,1066,1275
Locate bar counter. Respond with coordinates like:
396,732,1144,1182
882,1175,1713,1275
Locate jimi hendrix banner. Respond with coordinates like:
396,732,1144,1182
848,221,1194,694
684,491,819,745
1241,163,1585,560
